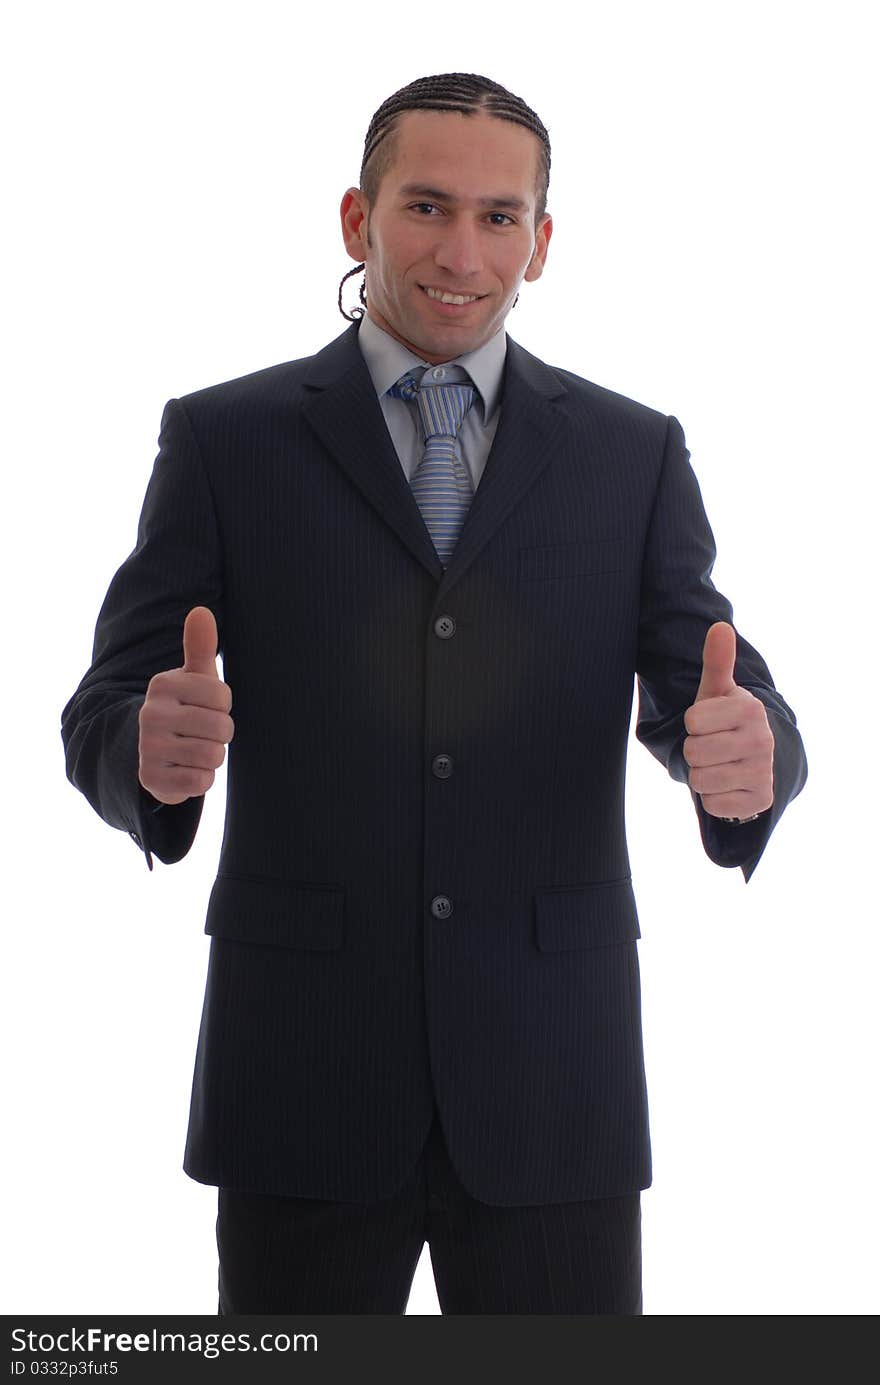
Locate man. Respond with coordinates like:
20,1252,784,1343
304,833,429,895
61,72,807,1315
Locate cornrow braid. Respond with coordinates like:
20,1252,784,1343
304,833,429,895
360,72,551,222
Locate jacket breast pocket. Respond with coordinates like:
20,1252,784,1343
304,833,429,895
204,873,345,951
518,538,626,582
534,877,640,952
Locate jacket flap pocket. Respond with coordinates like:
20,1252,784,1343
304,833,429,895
519,538,625,582
204,873,345,951
534,878,640,952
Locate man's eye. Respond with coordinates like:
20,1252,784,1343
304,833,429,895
488,213,515,226
411,202,440,215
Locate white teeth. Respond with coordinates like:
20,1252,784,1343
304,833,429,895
424,286,480,305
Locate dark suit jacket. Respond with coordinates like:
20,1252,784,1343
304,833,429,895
61,320,807,1205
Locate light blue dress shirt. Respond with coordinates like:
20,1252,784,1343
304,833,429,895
357,310,507,491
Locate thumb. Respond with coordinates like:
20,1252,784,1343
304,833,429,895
695,621,737,701
182,605,220,678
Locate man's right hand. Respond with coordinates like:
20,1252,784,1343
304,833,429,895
138,606,234,805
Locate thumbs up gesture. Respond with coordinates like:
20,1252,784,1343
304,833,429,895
138,606,235,805
682,621,774,821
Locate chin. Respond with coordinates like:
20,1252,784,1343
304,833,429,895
417,315,490,343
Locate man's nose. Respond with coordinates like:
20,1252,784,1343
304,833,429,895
432,218,483,280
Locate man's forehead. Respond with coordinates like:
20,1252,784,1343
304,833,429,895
386,108,540,196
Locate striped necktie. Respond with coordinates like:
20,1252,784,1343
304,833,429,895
388,370,476,568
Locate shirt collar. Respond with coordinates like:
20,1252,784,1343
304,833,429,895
357,309,507,425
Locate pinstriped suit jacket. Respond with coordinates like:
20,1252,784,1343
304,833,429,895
61,319,807,1204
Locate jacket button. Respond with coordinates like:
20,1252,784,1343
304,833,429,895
434,614,455,638
432,754,453,778
128,829,142,848
431,895,453,919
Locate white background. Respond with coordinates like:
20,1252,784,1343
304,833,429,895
3,0,876,1315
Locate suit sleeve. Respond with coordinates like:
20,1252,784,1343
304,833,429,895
60,398,225,870
635,414,807,882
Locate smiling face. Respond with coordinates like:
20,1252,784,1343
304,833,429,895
340,109,552,364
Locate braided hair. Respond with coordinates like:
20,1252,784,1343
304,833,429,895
361,72,551,221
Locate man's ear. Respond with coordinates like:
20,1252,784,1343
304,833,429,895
524,213,553,283
340,187,370,261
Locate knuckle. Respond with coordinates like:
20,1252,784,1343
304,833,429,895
745,695,767,723
180,767,213,796
139,697,158,727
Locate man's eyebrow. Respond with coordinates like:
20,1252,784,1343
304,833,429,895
396,183,528,212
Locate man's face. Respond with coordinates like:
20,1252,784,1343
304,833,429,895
340,109,553,364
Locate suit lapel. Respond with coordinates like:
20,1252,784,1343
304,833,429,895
301,321,568,595
442,334,567,597
302,324,440,577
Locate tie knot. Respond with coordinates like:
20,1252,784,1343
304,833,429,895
389,371,476,440
388,371,422,402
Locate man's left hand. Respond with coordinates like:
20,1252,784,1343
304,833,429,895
683,621,775,819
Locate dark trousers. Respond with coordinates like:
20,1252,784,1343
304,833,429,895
216,1111,642,1314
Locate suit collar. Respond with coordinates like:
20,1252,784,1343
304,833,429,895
302,320,568,596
